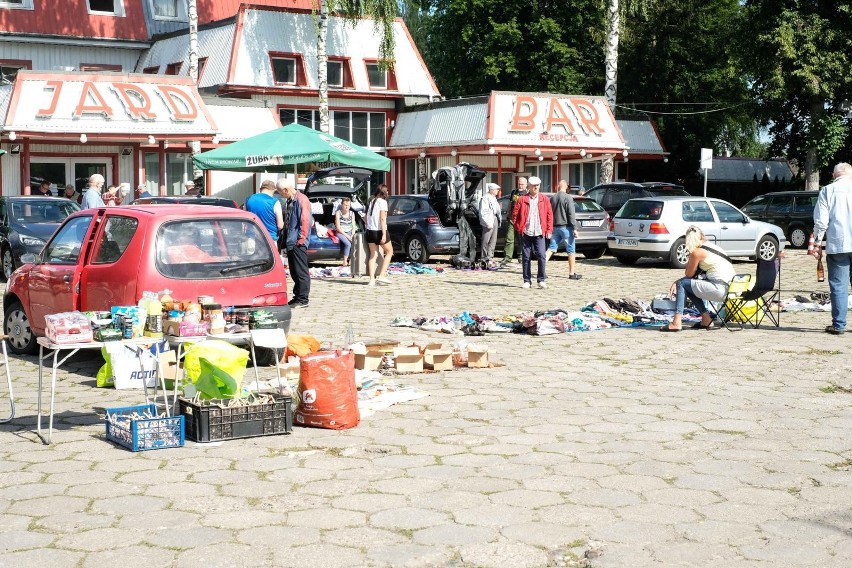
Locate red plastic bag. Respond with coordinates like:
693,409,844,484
295,350,359,429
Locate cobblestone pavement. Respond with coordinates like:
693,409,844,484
0,250,850,567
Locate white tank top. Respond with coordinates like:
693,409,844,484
698,243,736,283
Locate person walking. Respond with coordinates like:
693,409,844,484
512,176,553,288
478,182,501,265
811,161,852,335
502,177,527,264
546,180,582,280
246,179,284,243
366,184,393,286
280,182,312,308
81,174,106,210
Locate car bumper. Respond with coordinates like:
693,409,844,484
426,228,460,253
607,235,672,258
263,305,292,333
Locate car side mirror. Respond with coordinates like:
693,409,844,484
743,216,750,224
21,253,37,265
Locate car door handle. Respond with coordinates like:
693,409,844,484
63,274,71,283
721,226,729,230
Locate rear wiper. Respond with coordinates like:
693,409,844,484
220,261,269,274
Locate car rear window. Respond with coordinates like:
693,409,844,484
617,200,663,220
574,199,604,213
155,219,275,279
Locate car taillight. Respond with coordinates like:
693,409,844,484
649,222,669,234
608,216,614,232
252,293,288,306
425,216,439,225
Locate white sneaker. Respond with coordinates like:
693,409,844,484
522,282,531,289
538,281,547,289
376,276,392,285
367,279,376,287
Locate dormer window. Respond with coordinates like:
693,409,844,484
327,61,343,88
0,60,30,85
0,0,34,10
270,53,307,87
366,63,387,89
88,0,125,16
164,62,182,75
151,0,178,18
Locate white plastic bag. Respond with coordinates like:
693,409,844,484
106,343,159,389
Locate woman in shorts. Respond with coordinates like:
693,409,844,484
366,184,393,285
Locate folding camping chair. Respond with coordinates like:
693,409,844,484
717,258,781,331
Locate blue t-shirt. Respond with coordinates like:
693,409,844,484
246,192,280,240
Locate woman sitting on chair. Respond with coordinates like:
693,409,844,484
660,225,736,332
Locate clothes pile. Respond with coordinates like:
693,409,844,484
309,266,351,279
386,262,445,275
780,292,851,312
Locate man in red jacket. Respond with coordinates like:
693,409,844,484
511,176,554,288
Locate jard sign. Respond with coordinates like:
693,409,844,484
489,92,625,149
4,71,217,135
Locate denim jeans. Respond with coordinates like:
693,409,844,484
548,225,576,254
826,252,852,330
521,234,547,283
675,277,707,314
338,232,353,258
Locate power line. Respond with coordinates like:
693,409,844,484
615,102,752,116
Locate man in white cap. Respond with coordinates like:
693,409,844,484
184,180,199,196
478,182,502,265
511,175,553,288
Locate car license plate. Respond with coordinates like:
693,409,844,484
616,238,638,247
580,220,599,227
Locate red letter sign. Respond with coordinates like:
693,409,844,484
570,98,604,136
543,97,575,134
509,96,537,132
111,83,158,120
157,86,199,121
36,80,64,118
73,81,114,118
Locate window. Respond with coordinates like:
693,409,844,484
682,201,714,223
193,58,208,83
94,216,138,264
164,62,182,75
0,60,30,85
43,216,93,264
741,194,768,215
366,63,387,89
390,198,420,216
88,0,124,16
143,66,159,74
79,63,122,72
713,201,746,223
0,0,34,9
794,195,817,213
151,0,179,18
271,57,297,85
766,196,793,215
327,60,343,88
279,108,386,147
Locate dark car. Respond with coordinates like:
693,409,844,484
387,195,459,263
302,166,371,263
496,195,609,259
584,182,689,217
740,191,818,248
132,196,239,208
0,196,80,281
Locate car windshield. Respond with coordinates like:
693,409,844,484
741,195,769,214
574,199,604,213
155,219,275,279
11,200,79,223
617,200,664,220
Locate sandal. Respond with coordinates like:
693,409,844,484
659,325,682,332
690,322,714,330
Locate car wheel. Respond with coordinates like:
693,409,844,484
583,246,607,260
669,238,689,269
1,247,14,282
756,235,779,261
4,299,37,355
406,235,430,263
615,254,639,265
788,226,807,249
252,346,283,367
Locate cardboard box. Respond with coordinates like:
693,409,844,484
45,312,93,344
424,343,453,371
467,347,489,368
353,350,384,371
393,346,424,373
164,320,208,337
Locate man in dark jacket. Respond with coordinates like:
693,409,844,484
546,180,582,279
280,182,312,308
501,176,527,264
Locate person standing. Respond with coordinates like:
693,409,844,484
36,181,54,196
366,184,393,285
246,179,284,243
502,177,527,264
118,183,134,205
478,182,501,265
512,176,553,288
546,180,582,280
81,174,106,210
102,185,121,206
184,180,199,196
280,182,312,308
62,184,81,204
811,161,852,335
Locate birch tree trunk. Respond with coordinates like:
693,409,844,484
600,0,619,184
804,99,822,190
188,0,201,185
318,0,330,134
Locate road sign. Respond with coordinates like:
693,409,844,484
700,148,713,170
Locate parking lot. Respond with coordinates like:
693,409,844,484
0,249,850,567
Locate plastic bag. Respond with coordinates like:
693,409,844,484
286,334,321,358
723,297,764,323
183,340,249,390
295,350,359,429
96,346,114,388
194,357,240,399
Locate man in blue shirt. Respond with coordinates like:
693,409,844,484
812,161,852,335
81,174,105,210
245,179,284,242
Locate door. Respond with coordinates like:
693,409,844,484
680,200,721,243
27,215,96,333
28,161,67,195
30,158,113,194
711,201,753,255
761,195,793,229
386,196,419,253
74,162,108,192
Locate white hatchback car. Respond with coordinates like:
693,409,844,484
608,196,786,268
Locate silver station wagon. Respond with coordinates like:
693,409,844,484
608,196,786,268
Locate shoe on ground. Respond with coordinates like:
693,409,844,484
538,281,547,289
296,300,309,308
287,299,299,307
367,279,376,287
825,325,845,335
522,282,531,289
568,273,583,280
376,276,392,285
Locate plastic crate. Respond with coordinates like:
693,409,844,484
105,403,185,452
178,394,293,442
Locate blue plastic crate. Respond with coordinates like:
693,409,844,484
105,403,185,452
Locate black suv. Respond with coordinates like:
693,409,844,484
584,182,689,217
741,191,819,248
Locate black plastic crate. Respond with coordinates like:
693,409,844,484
178,394,293,442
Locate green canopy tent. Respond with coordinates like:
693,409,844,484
193,123,391,173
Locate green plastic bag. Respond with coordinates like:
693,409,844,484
183,340,249,393
96,346,114,388
194,357,240,399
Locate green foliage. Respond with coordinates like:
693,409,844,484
324,0,398,63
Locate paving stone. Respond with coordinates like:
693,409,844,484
0,548,84,567
82,546,176,568
370,507,449,530
0,482,66,500
366,543,453,568
174,543,272,567
738,539,833,565
0,530,54,552
488,488,564,508
271,543,366,567
236,525,320,547
144,527,233,549
7,495,90,516
591,520,678,544
284,508,366,529
454,503,537,527
54,527,146,551
500,521,586,547
567,488,643,508
90,495,168,515
116,510,200,530
330,492,409,513
457,541,550,568
413,523,496,546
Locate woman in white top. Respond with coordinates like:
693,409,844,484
366,184,393,285
660,225,736,331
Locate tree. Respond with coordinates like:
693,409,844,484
600,0,619,184
741,2,852,188
188,0,201,184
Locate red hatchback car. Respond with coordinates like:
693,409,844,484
3,205,291,362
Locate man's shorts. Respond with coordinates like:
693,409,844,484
366,229,385,245
548,225,576,254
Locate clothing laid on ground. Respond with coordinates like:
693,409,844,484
246,192,281,241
